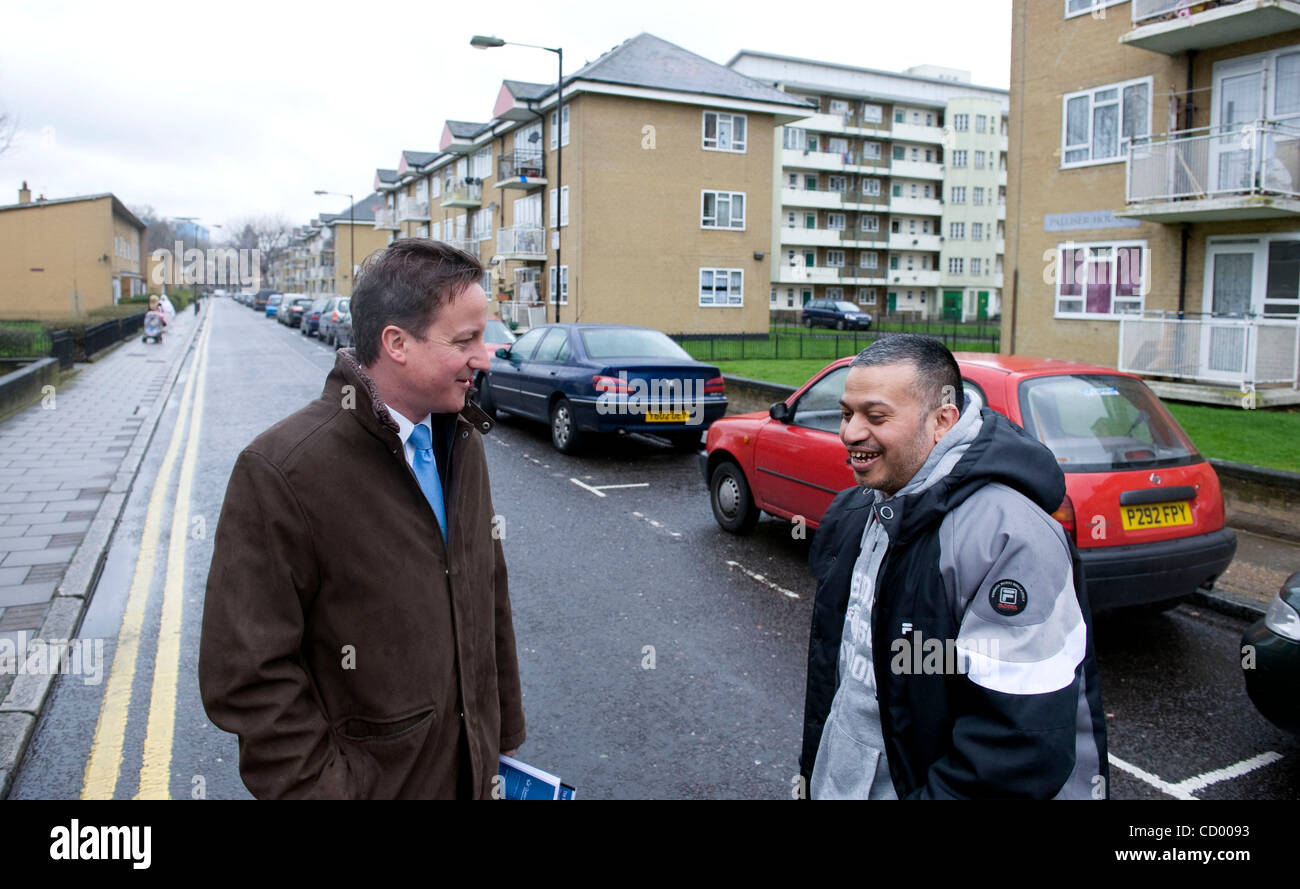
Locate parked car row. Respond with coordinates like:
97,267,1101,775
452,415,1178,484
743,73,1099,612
235,290,355,348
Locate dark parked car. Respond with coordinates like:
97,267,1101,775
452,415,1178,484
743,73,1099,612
318,297,351,345
702,353,1235,612
801,298,873,330
252,289,274,311
334,311,352,350
301,298,329,337
278,297,313,327
1242,572,1300,735
479,323,727,454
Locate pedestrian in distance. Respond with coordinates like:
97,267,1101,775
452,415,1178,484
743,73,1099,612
199,238,525,799
801,334,1108,799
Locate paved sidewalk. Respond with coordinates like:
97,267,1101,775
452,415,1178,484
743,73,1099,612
0,305,206,796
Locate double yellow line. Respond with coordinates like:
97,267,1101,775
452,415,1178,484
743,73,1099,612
82,315,213,800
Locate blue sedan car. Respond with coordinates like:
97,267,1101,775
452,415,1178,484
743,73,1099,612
477,323,727,454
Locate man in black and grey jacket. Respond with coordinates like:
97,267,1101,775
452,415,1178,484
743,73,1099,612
802,335,1108,799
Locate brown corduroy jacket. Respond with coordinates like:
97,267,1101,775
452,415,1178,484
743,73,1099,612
199,347,525,799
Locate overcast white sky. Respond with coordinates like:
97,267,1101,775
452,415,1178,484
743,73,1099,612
0,0,1012,231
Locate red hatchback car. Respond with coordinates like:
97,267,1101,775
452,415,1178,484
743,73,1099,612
703,353,1237,612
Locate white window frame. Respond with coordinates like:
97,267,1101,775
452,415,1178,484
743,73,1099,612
952,149,968,168
702,111,747,153
827,212,846,231
950,222,965,239
1054,239,1149,320
971,258,982,275
548,264,569,305
953,113,969,132
827,249,846,267
1064,0,1127,19
862,178,881,196
973,187,986,206
860,252,879,270
974,150,986,169
948,257,965,275
699,267,744,307
857,287,877,305
862,104,883,124
470,146,492,180
860,215,880,233
826,286,844,301
950,186,966,204
701,189,746,230
549,105,570,149
549,186,569,227
1061,75,1153,169
862,141,882,160
971,222,984,240
430,176,441,200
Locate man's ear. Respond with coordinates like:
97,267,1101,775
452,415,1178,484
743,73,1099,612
380,325,407,365
932,403,961,441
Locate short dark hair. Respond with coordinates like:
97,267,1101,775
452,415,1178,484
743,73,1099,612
350,239,483,365
850,334,961,413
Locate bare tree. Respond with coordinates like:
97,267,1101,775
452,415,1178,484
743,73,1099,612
225,213,294,281
130,204,181,252
0,110,16,156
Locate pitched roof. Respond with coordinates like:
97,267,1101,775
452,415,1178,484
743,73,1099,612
444,120,493,139
501,79,551,101
374,168,398,185
566,33,813,109
401,150,438,168
325,191,382,224
0,192,146,229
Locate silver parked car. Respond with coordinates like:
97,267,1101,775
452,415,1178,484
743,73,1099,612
318,297,351,346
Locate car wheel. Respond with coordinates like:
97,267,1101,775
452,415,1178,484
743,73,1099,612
710,461,759,534
836,319,846,330
475,373,498,420
550,397,582,454
803,317,813,328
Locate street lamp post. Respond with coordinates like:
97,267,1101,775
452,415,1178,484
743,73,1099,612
314,190,354,296
471,34,563,324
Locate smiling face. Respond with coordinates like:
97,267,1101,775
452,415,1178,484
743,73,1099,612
384,283,492,417
840,362,955,496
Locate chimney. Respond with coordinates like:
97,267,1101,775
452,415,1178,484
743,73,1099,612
18,181,30,204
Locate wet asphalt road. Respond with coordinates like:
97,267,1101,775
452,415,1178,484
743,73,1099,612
9,297,1298,799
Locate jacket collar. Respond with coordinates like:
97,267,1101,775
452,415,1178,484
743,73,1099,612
325,347,495,440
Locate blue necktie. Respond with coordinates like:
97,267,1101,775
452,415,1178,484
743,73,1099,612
407,423,448,542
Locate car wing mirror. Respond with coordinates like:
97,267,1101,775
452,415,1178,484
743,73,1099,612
769,401,791,422
495,348,511,359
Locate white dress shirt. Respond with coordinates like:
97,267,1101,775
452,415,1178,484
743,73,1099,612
384,404,433,472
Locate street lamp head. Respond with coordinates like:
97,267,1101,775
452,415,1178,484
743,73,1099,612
314,190,328,195
470,35,505,49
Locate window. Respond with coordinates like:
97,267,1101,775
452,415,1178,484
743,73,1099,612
892,183,902,197
860,252,878,269
470,146,492,180
1055,240,1147,317
971,258,982,275
828,175,846,192
548,264,569,304
863,142,882,160
952,150,968,167
895,109,905,123
805,213,817,229
862,104,883,123
827,213,846,231
549,105,570,149
890,255,899,270
910,147,919,161
892,145,905,161
829,99,849,115
860,215,879,232
1062,76,1151,167
549,186,569,227
770,286,778,306
862,178,881,196
950,186,966,203
976,115,988,134
787,288,796,308
1065,0,1127,18
701,190,746,229
950,222,965,239
703,111,746,152
805,174,818,190
973,187,985,206
974,150,986,169
953,113,969,131
416,180,427,201
430,176,441,200
826,287,843,301
827,250,845,267
948,257,965,275
857,287,877,305
971,222,984,240
783,127,805,150
828,137,849,155
431,221,441,240
699,268,743,306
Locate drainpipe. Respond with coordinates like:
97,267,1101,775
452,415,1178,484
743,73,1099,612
1177,51,1197,318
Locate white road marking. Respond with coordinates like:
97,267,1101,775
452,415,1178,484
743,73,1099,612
1108,750,1283,800
594,483,650,491
631,511,683,539
725,560,800,599
1108,754,1197,800
569,478,649,497
569,477,606,497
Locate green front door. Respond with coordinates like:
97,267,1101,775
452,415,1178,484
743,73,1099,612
887,292,897,312
943,290,962,321
977,290,989,320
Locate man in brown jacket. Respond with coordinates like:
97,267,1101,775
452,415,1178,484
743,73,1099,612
199,239,525,799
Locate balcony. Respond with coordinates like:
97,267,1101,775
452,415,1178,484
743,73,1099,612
496,225,546,260
397,197,430,221
889,159,944,180
441,181,483,208
837,266,887,283
885,269,941,287
780,187,845,210
373,207,399,230
443,238,481,259
888,232,943,252
891,122,946,145
797,113,849,135
1118,314,1300,392
782,148,855,173
773,264,840,285
889,195,943,216
1124,122,1300,222
842,188,889,209
1122,0,1300,55
778,226,843,247
496,149,547,190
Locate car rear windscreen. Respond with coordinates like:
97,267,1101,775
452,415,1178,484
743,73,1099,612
580,329,692,360
1016,374,1199,472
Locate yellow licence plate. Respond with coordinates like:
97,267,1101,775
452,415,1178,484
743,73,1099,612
645,411,689,423
1121,500,1192,531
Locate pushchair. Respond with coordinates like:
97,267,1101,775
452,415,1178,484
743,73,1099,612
142,309,166,344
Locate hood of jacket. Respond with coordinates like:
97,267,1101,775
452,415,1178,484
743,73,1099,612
874,402,1065,546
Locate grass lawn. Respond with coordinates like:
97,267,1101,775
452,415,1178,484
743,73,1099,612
715,359,838,388
679,330,998,364
1164,402,1300,473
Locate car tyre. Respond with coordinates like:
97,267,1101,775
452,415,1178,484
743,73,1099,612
836,319,846,330
710,461,759,535
550,397,582,454
803,317,813,328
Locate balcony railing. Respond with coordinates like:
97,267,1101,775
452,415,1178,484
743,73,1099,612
1127,121,1300,206
497,225,546,257
498,149,545,182
442,182,483,207
397,197,430,221
443,238,480,259
374,208,399,229
1132,0,1241,24
1118,313,1300,387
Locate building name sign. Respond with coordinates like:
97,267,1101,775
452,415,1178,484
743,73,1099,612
1043,210,1140,232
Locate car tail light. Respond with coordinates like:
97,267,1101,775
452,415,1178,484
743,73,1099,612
593,374,630,394
704,376,725,395
1051,494,1076,539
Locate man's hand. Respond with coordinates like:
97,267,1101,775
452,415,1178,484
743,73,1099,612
502,748,518,758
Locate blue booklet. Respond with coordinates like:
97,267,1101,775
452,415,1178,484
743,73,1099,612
497,754,577,800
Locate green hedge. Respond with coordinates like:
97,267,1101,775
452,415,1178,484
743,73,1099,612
0,322,53,358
